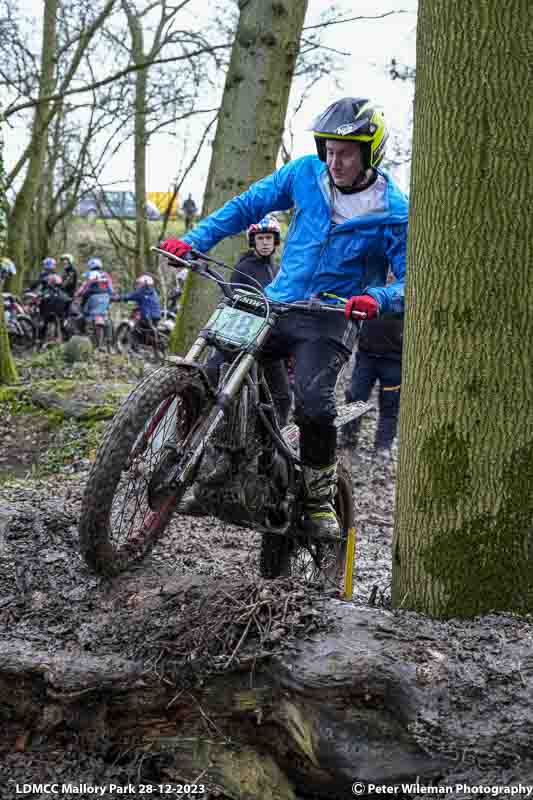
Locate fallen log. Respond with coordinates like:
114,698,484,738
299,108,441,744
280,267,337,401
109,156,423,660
0,579,449,798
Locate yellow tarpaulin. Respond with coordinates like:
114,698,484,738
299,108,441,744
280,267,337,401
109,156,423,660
147,192,180,217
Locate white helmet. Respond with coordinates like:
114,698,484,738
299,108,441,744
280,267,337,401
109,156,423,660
136,273,155,288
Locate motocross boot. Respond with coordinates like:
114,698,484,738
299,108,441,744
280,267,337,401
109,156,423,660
301,463,340,539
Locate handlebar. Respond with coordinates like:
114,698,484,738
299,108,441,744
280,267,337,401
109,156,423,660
151,246,367,319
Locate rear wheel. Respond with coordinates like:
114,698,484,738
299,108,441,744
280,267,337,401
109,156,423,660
260,463,354,590
79,366,209,576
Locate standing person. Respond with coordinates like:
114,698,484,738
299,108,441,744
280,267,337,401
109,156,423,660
182,193,197,230
161,97,408,538
206,214,291,427
342,314,403,462
59,253,78,299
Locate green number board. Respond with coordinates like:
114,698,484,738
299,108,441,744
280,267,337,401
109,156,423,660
206,305,266,346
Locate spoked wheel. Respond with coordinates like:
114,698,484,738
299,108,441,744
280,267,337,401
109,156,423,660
79,366,209,576
260,463,354,590
115,322,133,354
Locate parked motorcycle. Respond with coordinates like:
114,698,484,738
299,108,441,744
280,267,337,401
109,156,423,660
3,293,35,352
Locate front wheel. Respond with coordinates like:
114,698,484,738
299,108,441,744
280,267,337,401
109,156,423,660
260,463,354,590
79,366,209,576
115,322,132,354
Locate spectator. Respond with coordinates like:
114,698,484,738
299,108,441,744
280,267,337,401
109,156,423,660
343,313,403,463
182,193,197,230
59,253,78,299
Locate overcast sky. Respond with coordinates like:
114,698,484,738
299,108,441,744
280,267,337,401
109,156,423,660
3,0,417,200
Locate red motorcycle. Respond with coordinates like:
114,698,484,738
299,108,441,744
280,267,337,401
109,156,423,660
115,307,170,359
3,293,36,352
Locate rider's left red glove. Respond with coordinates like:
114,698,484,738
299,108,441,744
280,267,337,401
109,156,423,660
344,294,379,321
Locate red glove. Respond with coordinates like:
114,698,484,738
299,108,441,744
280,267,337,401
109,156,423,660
160,238,192,258
344,294,379,320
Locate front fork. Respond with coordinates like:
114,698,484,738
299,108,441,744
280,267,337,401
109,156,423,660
161,327,270,490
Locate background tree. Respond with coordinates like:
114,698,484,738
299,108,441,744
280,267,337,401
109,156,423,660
5,0,117,292
171,0,309,354
392,0,533,618
0,117,18,384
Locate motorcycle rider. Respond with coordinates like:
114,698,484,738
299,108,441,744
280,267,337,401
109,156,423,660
77,257,114,297
38,273,71,346
1,258,17,325
161,97,409,538
0,257,16,285
112,274,161,347
78,269,113,340
27,257,57,292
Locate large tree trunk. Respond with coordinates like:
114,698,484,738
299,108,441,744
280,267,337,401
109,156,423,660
392,0,533,618
123,2,151,278
0,119,18,384
6,0,58,294
172,0,308,354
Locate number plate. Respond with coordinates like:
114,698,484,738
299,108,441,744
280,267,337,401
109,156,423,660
206,305,265,347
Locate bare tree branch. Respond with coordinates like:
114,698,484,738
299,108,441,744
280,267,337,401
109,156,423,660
302,10,407,32
4,42,230,118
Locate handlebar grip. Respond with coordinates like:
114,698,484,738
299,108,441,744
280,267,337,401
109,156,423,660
151,246,198,270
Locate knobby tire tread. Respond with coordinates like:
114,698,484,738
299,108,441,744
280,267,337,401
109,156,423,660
79,366,206,576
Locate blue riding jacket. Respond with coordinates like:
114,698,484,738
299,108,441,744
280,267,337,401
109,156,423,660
183,155,409,313
118,286,161,320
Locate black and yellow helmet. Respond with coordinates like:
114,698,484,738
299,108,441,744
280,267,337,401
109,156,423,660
311,97,388,170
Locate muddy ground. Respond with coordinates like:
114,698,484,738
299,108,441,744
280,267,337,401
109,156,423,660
1,353,533,797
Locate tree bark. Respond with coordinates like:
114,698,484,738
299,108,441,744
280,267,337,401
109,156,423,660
0,118,18,384
392,0,533,617
123,1,151,278
172,0,308,354
6,0,58,294
0,593,446,797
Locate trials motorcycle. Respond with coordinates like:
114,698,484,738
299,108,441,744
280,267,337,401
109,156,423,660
79,248,371,586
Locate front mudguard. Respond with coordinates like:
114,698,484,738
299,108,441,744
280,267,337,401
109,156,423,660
164,357,217,402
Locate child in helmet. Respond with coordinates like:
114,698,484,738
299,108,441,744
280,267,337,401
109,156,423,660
206,215,291,427
113,274,161,345
76,257,114,298
38,273,71,345
27,257,57,292
1,258,17,325
0,257,16,284
78,269,113,331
